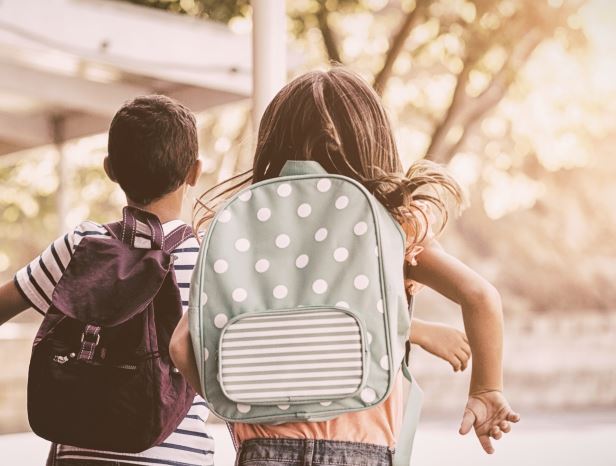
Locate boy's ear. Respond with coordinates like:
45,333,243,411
103,156,117,182
187,158,202,187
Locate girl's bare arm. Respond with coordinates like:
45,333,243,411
407,242,519,453
408,242,503,390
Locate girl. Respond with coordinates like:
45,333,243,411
171,67,519,465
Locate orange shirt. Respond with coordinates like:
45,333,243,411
232,372,404,448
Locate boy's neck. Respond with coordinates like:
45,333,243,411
127,188,185,224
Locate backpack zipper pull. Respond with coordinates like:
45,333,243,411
53,355,69,365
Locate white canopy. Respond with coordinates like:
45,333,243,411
0,0,253,155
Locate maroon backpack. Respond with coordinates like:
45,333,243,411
27,207,196,452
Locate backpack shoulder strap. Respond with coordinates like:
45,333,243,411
393,297,423,466
163,224,195,254
104,221,122,239
394,363,424,466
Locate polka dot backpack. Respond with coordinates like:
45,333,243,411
189,160,423,465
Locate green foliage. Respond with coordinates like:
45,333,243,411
115,0,251,23
0,146,124,284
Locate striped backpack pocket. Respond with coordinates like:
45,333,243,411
219,308,366,404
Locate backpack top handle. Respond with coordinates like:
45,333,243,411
121,206,164,250
106,207,194,253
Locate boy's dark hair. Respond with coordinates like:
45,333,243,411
108,95,198,205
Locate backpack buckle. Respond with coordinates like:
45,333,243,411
80,332,101,345
78,324,102,362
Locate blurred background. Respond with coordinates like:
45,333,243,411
1,0,615,464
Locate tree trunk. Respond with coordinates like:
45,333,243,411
425,29,544,164
316,2,342,64
424,65,472,162
373,2,425,95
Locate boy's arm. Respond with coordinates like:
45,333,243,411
170,312,203,396
0,280,31,326
410,318,471,372
407,242,519,453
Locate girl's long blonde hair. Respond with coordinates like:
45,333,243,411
194,67,462,252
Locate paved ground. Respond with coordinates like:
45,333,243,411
2,412,615,465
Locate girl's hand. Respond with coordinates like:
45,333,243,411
411,319,471,372
459,390,520,454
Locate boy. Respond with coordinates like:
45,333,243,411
0,95,213,466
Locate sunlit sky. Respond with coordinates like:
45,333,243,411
581,0,616,92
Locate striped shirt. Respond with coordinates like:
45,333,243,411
14,219,214,466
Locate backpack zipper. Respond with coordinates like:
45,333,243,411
114,364,138,370
52,354,137,370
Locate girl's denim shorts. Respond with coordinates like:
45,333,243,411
236,438,394,466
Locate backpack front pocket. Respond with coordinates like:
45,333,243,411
218,307,368,405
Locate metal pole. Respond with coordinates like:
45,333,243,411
51,115,69,236
252,0,287,132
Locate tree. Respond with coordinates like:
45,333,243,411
118,0,251,22
312,0,585,163
120,0,585,165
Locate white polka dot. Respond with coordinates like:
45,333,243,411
277,183,292,197
354,274,370,290
273,285,288,299
214,259,228,274
201,292,208,305
314,228,328,242
361,388,377,403
297,203,312,218
235,238,250,252
367,332,373,345
204,348,209,361
335,196,349,209
237,403,251,413
232,288,247,303
239,190,252,201
218,210,231,223
380,356,389,371
277,404,290,410
320,401,332,407
255,259,270,273
354,221,368,236
257,208,271,222
312,279,328,294
333,247,349,262
376,299,384,313
317,179,331,192
275,234,290,248
214,314,228,329
336,301,350,309
295,254,309,269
